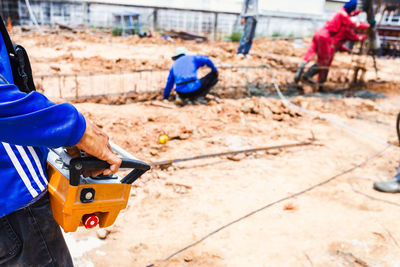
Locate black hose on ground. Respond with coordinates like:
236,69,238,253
397,112,400,145
145,147,390,267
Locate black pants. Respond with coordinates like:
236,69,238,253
178,71,218,100
0,193,73,267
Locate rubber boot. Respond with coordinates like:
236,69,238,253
194,96,208,105
318,69,329,93
294,62,307,84
175,95,184,106
302,63,320,85
374,178,400,193
318,70,328,84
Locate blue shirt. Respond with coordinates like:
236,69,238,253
0,33,86,217
163,55,217,99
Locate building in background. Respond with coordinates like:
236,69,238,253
1,0,397,39
324,0,347,13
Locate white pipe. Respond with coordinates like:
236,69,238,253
25,0,44,34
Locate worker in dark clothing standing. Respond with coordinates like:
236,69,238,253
237,0,258,58
163,47,218,105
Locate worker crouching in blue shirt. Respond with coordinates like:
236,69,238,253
163,47,219,105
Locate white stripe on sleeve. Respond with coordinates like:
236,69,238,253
27,146,48,184
2,142,39,198
15,145,45,191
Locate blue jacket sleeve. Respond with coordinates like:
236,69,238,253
163,68,175,100
0,84,86,148
195,56,217,72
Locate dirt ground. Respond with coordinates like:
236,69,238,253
11,28,400,266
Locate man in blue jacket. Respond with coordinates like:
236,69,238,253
0,19,121,266
163,47,218,105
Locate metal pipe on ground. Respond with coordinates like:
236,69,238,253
151,140,316,168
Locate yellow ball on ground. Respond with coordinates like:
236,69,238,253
159,134,168,144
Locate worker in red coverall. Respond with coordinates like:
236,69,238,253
294,0,369,92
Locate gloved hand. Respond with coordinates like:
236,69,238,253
369,19,376,28
350,10,362,16
357,22,370,30
358,34,367,42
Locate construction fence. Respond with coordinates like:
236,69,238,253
34,60,396,102
35,66,278,101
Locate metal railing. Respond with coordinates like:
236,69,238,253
34,65,277,101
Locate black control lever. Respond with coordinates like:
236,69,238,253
69,157,150,186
